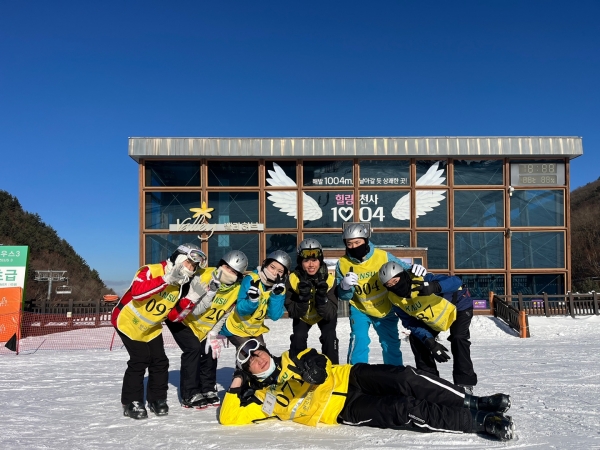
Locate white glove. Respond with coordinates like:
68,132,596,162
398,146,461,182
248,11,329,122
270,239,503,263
163,263,189,286
205,332,226,359
411,264,428,277
340,271,359,290
189,276,207,299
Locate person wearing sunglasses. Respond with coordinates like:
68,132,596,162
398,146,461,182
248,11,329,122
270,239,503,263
165,250,249,410
335,223,428,366
379,261,478,395
285,238,339,363
111,243,207,420
220,250,291,350
219,339,515,441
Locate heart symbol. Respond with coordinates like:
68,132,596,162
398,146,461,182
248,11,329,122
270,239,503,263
338,207,354,221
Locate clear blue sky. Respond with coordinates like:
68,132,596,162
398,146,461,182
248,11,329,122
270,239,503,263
1,1,598,293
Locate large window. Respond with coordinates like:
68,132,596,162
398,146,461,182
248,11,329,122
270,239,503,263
358,191,412,228
207,192,259,225
510,190,564,227
417,232,448,270
454,191,504,227
303,160,353,187
511,231,565,269
208,233,259,268
460,274,505,298
454,160,503,185
455,232,504,269
416,190,448,228
208,161,258,186
145,234,202,265
359,160,410,186
511,274,565,295
303,191,352,228
416,160,447,186
145,161,201,187
145,192,201,230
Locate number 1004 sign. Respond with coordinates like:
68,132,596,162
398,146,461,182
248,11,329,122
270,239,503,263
331,206,385,222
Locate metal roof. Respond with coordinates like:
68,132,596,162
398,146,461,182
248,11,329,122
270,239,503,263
129,137,583,161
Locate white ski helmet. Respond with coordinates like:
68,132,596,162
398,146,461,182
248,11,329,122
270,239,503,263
169,243,208,269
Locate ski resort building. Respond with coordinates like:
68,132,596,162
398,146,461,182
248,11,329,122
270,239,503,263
129,136,582,299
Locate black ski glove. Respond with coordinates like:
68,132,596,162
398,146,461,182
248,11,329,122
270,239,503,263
272,275,286,295
424,337,451,363
230,369,260,406
247,279,261,301
289,349,328,385
315,280,329,306
297,280,312,303
411,280,442,296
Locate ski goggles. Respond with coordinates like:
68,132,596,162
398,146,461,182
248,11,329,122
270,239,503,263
236,339,262,366
298,248,322,259
178,246,208,268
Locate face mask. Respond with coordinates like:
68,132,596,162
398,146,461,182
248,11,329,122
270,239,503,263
259,266,278,285
173,254,197,277
347,242,369,260
387,272,412,298
219,268,238,285
253,356,276,381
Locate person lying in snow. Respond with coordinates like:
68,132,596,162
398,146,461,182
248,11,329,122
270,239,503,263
219,339,515,441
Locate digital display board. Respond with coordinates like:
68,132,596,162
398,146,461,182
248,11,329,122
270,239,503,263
510,162,565,186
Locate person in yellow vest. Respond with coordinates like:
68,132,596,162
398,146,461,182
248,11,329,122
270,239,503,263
221,250,291,349
285,238,339,363
379,261,478,394
111,243,208,420
219,339,515,441
165,250,248,409
335,223,427,365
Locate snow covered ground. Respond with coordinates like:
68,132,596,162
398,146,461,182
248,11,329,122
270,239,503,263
1,315,600,450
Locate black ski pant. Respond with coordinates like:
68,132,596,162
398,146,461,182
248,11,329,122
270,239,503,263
409,308,478,387
338,364,472,433
290,317,340,364
117,330,169,405
165,320,217,399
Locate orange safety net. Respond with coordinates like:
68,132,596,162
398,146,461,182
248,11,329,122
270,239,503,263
0,311,180,355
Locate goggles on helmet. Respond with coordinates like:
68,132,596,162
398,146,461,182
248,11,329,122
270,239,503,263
236,339,262,366
299,248,322,259
185,248,208,268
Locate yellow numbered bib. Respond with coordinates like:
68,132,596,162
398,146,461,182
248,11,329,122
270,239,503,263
337,248,392,318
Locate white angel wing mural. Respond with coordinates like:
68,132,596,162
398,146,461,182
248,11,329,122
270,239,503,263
391,162,446,221
266,163,323,221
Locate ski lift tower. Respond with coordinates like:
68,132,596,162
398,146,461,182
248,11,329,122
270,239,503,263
34,270,67,301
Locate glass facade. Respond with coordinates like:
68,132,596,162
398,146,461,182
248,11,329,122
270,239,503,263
140,157,570,297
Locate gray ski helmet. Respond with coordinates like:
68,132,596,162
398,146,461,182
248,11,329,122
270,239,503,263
297,238,323,259
342,223,371,242
264,250,292,273
219,250,248,274
378,261,407,285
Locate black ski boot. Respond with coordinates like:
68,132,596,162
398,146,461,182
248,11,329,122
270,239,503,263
182,393,208,409
123,401,148,419
472,410,515,441
148,399,169,416
464,393,511,413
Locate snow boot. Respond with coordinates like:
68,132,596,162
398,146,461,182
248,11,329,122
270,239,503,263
203,391,220,407
148,399,169,416
123,401,148,420
182,393,208,409
471,410,515,441
464,393,511,413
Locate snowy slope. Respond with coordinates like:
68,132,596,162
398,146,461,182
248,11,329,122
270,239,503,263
1,315,599,450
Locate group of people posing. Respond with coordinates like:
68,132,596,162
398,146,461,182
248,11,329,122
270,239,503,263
111,223,515,441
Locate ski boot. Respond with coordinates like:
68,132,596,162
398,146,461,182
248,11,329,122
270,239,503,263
123,401,148,420
148,399,169,416
182,393,208,409
203,391,220,407
472,410,515,441
464,393,511,413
